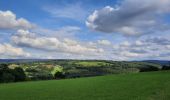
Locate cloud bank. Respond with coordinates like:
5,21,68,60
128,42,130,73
12,30,104,56
0,43,30,58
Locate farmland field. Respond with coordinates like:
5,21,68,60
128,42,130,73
0,71,169,100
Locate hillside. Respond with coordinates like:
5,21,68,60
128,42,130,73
142,60,170,66
0,71,169,100
0,60,163,82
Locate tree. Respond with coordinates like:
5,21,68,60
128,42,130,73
1,73,15,83
0,64,15,83
0,63,9,71
139,65,159,72
51,65,65,79
13,67,26,82
0,64,10,82
54,71,65,79
162,65,170,70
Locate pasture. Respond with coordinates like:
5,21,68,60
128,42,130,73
0,71,169,100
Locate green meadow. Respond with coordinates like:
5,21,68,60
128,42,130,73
0,71,169,100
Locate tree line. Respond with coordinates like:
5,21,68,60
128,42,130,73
0,64,65,83
0,61,170,83
0,64,26,83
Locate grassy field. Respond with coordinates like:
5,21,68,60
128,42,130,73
75,61,111,67
0,71,169,100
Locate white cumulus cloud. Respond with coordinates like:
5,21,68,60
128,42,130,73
0,43,30,58
11,30,104,56
0,10,34,29
86,0,170,35
97,40,111,46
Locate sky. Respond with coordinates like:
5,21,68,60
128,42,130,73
0,0,170,60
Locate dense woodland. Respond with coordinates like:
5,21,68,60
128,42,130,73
0,60,170,83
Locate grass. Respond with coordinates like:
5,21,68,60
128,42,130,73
75,61,110,67
0,71,170,100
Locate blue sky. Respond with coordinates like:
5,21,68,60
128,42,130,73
0,0,170,60
0,0,117,27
